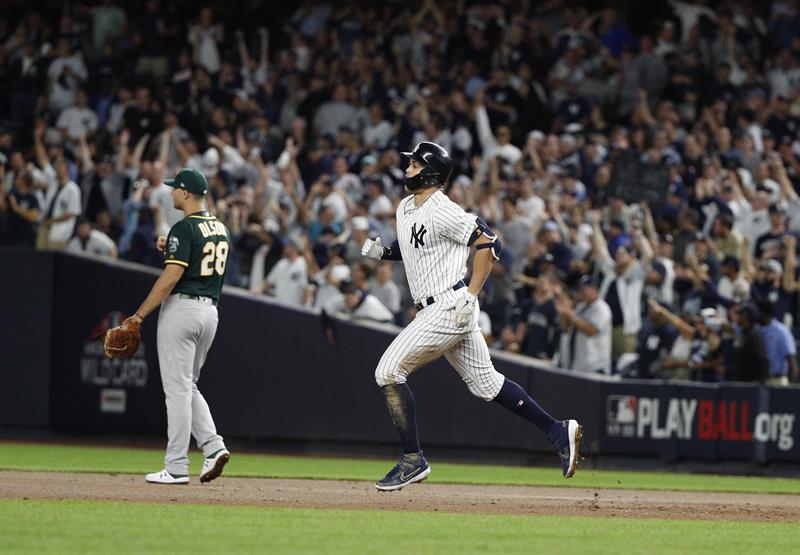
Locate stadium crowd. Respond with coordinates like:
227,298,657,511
1,0,799,384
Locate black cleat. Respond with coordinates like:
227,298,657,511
548,420,583,478
375,452,431,491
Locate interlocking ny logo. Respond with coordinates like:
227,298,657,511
410,223,427,248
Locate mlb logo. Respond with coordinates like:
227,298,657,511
606,395,637,437
100,388,127,414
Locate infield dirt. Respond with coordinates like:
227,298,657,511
1,471,797,522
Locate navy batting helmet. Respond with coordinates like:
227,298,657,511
401,141,454,191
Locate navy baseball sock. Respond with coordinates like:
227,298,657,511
381,383,421,455
493,378,558,435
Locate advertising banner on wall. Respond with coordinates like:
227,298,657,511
762,387,800,462
48,254,166,434
601,381,798,461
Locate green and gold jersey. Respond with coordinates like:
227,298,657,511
164,211,230,301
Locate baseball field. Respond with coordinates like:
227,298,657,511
1,442,798,554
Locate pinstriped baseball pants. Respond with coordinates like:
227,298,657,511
157,296,226,475
375,289,505,400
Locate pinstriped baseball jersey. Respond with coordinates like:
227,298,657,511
374,189,505,401
396,191,477,304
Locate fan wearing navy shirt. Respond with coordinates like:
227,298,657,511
754,204,793,260
4,171,40,246
505,274,561,360
636,301,679,378
751,259,794,323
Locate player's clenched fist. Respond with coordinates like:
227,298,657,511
453,291,477,328
361,237,383,259
156,235,167,254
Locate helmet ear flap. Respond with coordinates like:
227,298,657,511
424,171,439,187
420,166,443,187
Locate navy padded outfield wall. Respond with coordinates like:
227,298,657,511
1,250,798,463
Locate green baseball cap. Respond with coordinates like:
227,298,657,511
164,168,208,195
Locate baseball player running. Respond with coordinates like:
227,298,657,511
362,142,582,491
127,168,231,484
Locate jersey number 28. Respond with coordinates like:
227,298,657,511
200,241,229,276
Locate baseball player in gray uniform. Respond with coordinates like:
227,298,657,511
127,168,230,485
362,142,582,491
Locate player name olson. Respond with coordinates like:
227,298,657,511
197,221,226,238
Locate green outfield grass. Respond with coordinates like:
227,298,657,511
1,442,798,494
1,499,797,555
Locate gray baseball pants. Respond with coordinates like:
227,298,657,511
157,295,226,475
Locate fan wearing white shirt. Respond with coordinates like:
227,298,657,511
365,177,394,220
67,217,117,258
262,239,308,306
323,281,394,324
40,160,81,250
311,245,351,310
332,156,362,203
56,90,98,142
556,275,613,374
717,256,750,317
473,89,523,169
516,179,546,227
47,39,88,112
306,176,349,225
370,262,401,316
591,211,647,359
150,179,186,236
735,186,771,250
362,103,394,149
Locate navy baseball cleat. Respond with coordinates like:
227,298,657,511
548,419,583,478
375,452,431,491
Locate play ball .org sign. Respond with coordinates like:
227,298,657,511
606,395,795,451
